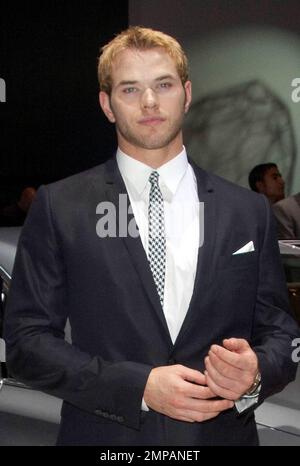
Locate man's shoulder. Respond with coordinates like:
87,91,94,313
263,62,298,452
40,157,116,202
191,161,264,206
47,159,112,190
28,158,117,226
274,192,300,213
30,158,118,214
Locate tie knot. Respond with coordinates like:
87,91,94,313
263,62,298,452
149,171,159,186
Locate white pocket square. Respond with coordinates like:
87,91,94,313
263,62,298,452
232,241,255,255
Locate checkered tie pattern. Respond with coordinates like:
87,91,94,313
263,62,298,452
148,171,166,307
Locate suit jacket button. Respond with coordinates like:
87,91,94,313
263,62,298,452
117,416,124,423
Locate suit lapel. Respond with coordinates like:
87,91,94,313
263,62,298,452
92,157,217,351
173,162,217,349
101,158,173,348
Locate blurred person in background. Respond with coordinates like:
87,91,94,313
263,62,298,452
248,163,285,204
0,187,36,226
273,192,300,239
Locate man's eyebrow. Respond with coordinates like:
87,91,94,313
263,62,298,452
155,74,176,81
116,75,177,88
117,80,139,87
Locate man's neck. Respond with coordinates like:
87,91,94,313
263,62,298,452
118,140,184,169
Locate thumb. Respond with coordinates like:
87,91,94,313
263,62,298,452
223,338,250,353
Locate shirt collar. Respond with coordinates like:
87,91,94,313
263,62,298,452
116,148,152,196
116,147,188,201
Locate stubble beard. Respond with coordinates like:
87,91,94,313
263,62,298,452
116,117,184,150
112,95,187,151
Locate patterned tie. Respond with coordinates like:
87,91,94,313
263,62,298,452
148,171,166,307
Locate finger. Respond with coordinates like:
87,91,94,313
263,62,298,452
179,409,221,423
170,397,234,422
205,370,241,401
171,414,195,423
205,355,244,393
207,351,244,382
175,393,231,413
196,398,234,413
223,338,250,353
178,366,206,385
180,417,195,423
208,351,254,389
183,380,217,400
209,344,252,370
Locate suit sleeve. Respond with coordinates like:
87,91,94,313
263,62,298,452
252,196,299,405
3,185,152,430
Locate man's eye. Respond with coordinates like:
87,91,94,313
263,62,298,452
123,87,137,94
159,82,172,89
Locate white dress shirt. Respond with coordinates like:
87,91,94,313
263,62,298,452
117,147,200,345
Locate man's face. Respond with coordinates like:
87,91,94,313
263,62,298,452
256,166,285,203
99,47,191,157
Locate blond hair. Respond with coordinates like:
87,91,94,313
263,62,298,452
98,26,189,94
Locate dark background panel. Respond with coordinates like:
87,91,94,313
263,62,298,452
0,0,128,206
130,0,300,41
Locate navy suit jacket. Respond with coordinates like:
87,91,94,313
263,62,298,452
4,157,299,445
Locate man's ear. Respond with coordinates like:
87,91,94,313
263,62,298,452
184,80,192,113
255,181,265,194
99,91,116,123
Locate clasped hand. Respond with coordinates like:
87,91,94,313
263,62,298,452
204,338,259,401
143,338,258,423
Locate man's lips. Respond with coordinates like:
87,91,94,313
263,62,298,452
138,117,166,126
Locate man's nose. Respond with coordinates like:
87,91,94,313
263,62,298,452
141,88,158,109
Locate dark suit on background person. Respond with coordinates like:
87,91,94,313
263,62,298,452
273,192,300,239
3,156,299,446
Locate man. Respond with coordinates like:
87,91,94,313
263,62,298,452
248,163,285,204
273,192,300,239
4,27,299,446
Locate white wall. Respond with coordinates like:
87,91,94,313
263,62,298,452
129,0,300,194
185,26,300,192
